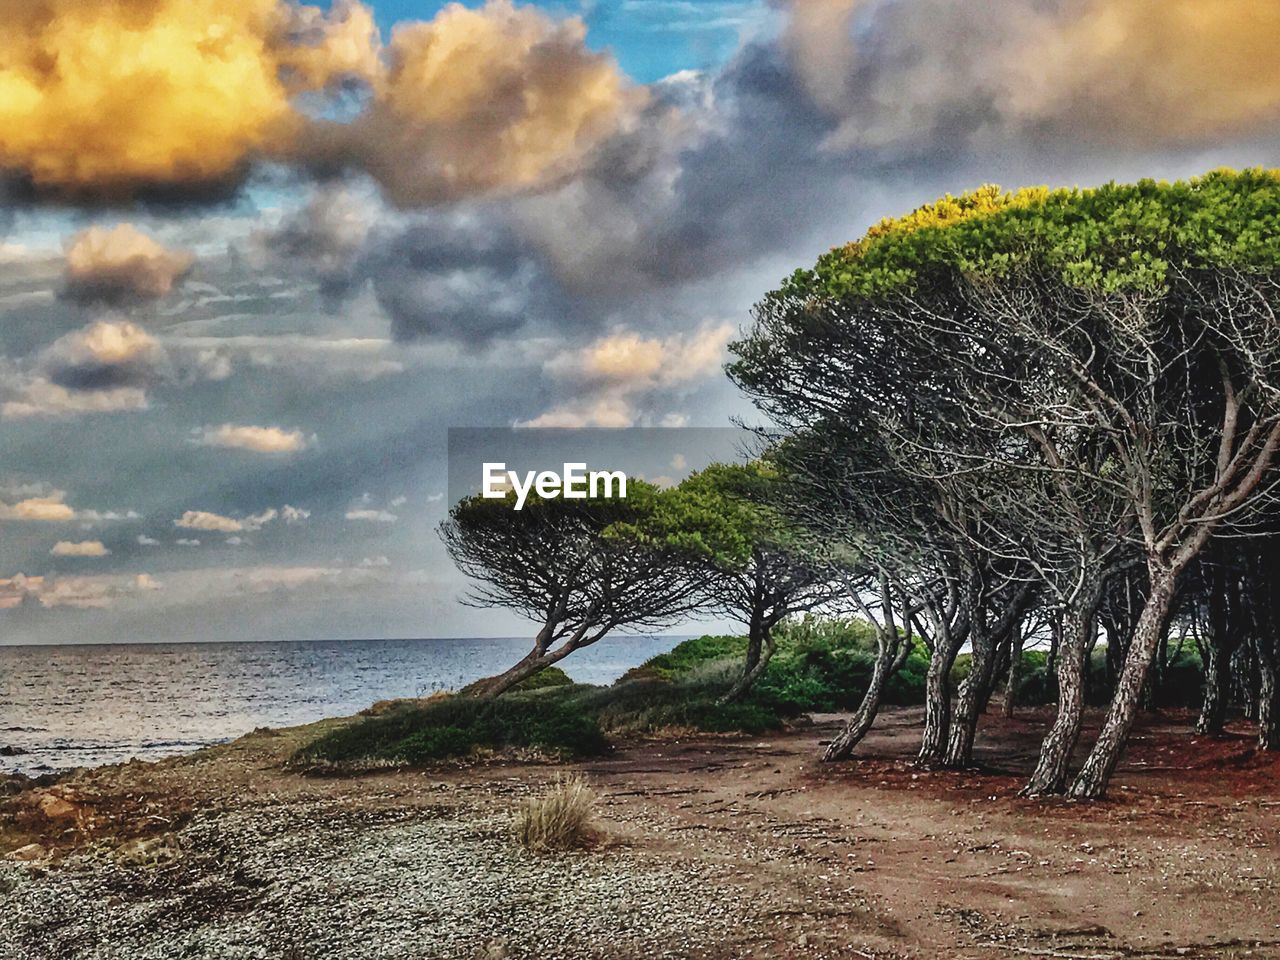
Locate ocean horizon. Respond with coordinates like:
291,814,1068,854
0,635,685,776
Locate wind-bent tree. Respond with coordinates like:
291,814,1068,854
645,462,841,702
442,481,709,699
733,171,1280,797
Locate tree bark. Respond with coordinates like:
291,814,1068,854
943,632,997,769
1002,628,1026,719
1196,643,1231,736
720,612,777,703
919,638,961,766
1022,601,1096,795
823,637,907,761
1068,571,1177,799
1257,635,1279,751
465,645,576,699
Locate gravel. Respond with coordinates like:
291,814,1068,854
0,794,757,960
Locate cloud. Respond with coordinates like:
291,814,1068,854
63,224,194,304
776,0,1280,153
355,210,577,344
1,380,150,420
37,320,169,392
0,571,148,609
175,507,278,533
195,424,313,454
0,0,379,200
1,320,231,418
521,322,732,427
345,508,398,523
0,492,76,522
282,505,312,524
137,535,160,546
50,539,110,558
304,0,646,206
260,185,375,299
176,538,202,546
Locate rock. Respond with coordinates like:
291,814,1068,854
0,745,29,756
8,842,47,862
34,791,79,821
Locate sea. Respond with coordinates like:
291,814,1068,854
0,636,682,777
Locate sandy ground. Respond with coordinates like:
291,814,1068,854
2,705,1278,960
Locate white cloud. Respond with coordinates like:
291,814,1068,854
175,538,202,546
194,424,314,454
282,505,311,524
345,508,398,523
50,540,110,558
520,322,732,427
137,534,160,546
175,507,278,533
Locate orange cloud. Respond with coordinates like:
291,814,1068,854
64,224,193,302
0,0,378,198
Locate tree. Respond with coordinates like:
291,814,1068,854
441,481,709,699
645,462,842,702
732,171,1280,797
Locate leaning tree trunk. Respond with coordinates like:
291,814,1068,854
1022,601,1096,795
465,620,595,699
720,613,777,704
1068,572,1177,799
823,636,905,761
977,631,1013,716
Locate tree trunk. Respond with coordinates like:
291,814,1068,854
465,647,572,699
720,614,777,703
823,638,902,761
1002,628,1026,719
943,631,998,769
977,632,1012,716
1022,603,1095,795
1257,636,1278,751
1196,643,1231,736
919,640,960,767
1068,572,1177,799
465,621,591,699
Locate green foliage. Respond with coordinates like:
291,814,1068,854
512,666,574,691
803,169,1280,299
621,634,749,682
297,695,609,766
627,619,931,714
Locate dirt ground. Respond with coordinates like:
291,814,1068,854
2,705,1278,960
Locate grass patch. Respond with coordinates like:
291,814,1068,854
513,775,599,852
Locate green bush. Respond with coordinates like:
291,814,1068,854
513,666,574,691
622,635,749,682
298,694,609,766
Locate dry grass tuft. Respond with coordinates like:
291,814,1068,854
513,774,599,852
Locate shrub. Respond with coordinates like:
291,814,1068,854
297,694,609,766
512,666,574,691
622,635,749,682
514,775,598,852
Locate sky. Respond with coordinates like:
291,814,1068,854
2,0,1280,644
